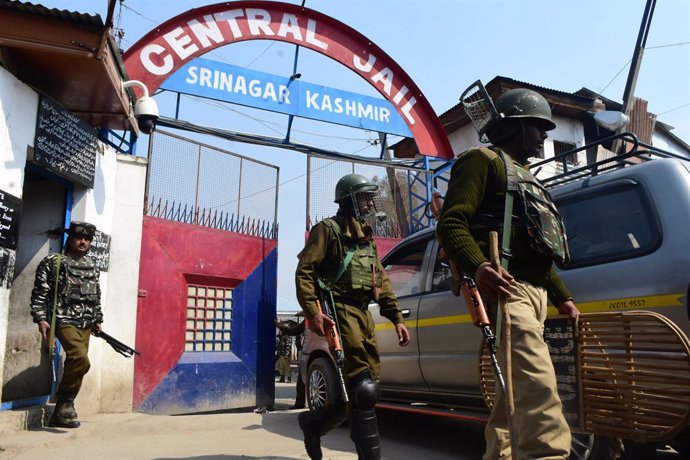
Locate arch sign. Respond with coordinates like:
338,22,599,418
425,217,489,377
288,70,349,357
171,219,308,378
123,1,452,159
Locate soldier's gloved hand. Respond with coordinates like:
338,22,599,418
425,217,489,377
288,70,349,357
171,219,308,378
38,320,50,342
475,262,514,302
308,312,334,337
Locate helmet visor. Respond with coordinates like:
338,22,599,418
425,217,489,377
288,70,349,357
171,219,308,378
352,189,385,221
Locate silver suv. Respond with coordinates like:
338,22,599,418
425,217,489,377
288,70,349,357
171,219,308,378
300,140,690,459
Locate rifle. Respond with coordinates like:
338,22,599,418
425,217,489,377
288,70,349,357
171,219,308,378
92,329,141,357
315,297,349,404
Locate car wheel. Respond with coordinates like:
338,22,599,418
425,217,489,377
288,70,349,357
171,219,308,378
570,433,621,460
307,357,339,411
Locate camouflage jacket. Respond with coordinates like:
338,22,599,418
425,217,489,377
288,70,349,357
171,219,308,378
30,252,103,328
276,334,293,357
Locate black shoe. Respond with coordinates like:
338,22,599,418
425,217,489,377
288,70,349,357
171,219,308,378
290,402,306,410
56,401,78,420
48,413,80,429
298,411,322,460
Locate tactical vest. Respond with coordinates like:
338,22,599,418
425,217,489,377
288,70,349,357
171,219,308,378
59,254,100,305
512,164,570,265
469,147,570,265
321,218,383,295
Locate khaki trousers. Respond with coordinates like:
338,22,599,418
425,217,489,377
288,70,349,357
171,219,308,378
483,281,571,460
55,324,92,401
277,356,291,378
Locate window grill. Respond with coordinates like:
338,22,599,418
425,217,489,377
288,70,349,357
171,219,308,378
185,284,233,352
554,140,578,165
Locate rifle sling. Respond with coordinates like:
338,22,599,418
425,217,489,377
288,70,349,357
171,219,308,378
48,255,63,359
496,149,517,348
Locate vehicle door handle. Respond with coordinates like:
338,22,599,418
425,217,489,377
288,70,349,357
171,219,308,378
401,309,411,318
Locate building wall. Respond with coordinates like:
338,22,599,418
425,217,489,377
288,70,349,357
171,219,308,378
0,64,147,414
0,65,39,405
653,131,690,159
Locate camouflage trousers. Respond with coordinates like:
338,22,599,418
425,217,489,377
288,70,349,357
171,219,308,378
55,324,92,401
483,281,571,460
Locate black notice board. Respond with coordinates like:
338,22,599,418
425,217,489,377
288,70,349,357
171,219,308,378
544,316,580,428
33,95,98,188
89,230,111,272
0,189,22,250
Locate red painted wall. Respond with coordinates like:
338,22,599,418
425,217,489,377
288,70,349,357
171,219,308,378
134,217,277,405
375,237,401,259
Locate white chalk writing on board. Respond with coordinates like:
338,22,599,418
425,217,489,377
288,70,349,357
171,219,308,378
33,96,98,188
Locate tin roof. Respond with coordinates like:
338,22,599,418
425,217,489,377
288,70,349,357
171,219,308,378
0,0,137,132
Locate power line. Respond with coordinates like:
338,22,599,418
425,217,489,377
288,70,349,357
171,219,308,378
658,103,690,116
599,59,632,96
647,41,690,49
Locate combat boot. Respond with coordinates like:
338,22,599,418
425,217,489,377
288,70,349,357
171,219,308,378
57,399,78,420
48,403,80,429
298,411,322,460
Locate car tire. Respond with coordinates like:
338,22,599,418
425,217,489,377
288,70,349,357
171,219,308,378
570,433,622,460
307,357,340,411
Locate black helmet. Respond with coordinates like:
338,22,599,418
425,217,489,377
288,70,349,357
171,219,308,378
494,88,556,131
334,174,380,220
67,221,96,239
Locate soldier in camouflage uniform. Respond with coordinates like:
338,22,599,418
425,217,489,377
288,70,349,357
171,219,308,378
276,318,306,408
295,174,411,460
275,328,293,383
437,89,579,459
30,221,102,429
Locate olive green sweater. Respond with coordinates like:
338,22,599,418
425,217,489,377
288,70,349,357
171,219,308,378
436,147,572,307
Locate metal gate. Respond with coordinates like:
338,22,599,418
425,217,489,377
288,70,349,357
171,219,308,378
135,130,278,414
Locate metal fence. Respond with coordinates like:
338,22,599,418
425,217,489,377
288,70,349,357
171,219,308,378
306,154,445,238
145,130,279,239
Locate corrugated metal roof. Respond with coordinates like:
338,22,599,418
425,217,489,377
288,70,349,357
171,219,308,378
0,0,103,28
441,75,597,116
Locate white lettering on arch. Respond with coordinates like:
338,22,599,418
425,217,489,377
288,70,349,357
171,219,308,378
401,97,417,124
246,8,275,36
188,15,224,48
305,19,327,50
371,67,394,97
277,13,303,40
141,43,174,75
164,26,199,60
213,9,245,38
353,53,376,72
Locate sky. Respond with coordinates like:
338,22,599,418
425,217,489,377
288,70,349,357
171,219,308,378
37,0,690,311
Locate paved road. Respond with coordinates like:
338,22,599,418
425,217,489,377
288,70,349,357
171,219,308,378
0,381,681,459
0,382,484,460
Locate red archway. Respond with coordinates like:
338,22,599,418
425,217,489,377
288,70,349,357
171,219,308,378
123,1,452,159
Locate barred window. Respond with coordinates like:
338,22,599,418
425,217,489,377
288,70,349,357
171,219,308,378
185,284,233,351
554,140,578,165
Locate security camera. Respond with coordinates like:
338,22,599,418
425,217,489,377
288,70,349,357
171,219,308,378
122,80,160,135
134,96,159,135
